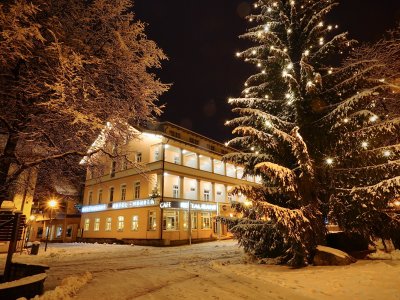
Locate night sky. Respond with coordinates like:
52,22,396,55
134,0,400,143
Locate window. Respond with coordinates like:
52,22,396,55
55,225,62,238
163,210,179,230
88,191,93,205
84,218,90,231
131,215,139,231
136,152,142,163
228,195,233,202
207,144,215,151
110,161,116,177
121,185,127,201
94,218,100,231
203,189,210,201
117,216,124,231
109,187,114,202
172,185,179,198
105,217,112,231
66,225,73,238
148,211,157,230
134,182,140,199
216,190,222,196
37,227,43,238
174,155,180,164
183,212,197,230
170,130,181,138
189,138,199,145
190,186,196,192
201,213,211,229
98,189,103,203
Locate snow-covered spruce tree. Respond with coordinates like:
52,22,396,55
222,0,361,267
0,0,168,206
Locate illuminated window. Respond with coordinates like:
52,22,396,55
105,217,112,231
56,225,63,238
203,189,210,201
131,215,139,231
163,210,179,231
84,218,90,231
154,149,160,161
121,185,127,201
201,212,211,229
148,211,157,230
183,211,197,230
172,184,179,198
117,216,124,231
134,182,140,199
136,152,142,163
174,155,180,164
94,218,100,231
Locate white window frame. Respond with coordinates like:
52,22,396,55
84,218,90,231
134,181,140,199
121,184,127,201
136,152,142,163
172,184,179,198
94,218,100,231
201,212,211,229
98,189,103,203
105,217,112,231
163,210,179,231
148,211,157,230
117,216,124,231
203,189,210,201
131,215,139,231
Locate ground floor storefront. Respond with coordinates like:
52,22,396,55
79,198,233,245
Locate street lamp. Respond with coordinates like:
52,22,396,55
44,199,58,252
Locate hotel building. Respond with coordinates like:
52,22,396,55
80,122,260,245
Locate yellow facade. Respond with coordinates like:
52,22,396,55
80,122,259,245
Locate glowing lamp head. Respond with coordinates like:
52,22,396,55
48,200,57,208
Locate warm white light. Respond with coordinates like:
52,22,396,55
267,7,272,12
224,142,229,146
244,82,248,86
257,62,262,67
383,150,391,157
282,70,288,77
264,95,269,99
307,81,313,87
369,115,378,122
304,50,310,56
343,118,349,123
318,21,324,27
236,52,241,57
265,120,272,127
285,93,291,99
228,98,233,103
249,17,253,22
287,63,293,70
264,24,270,32
261,70,266,74
328,25,333,30
251,146,255,151
252,50,256,55
255,151,259,155
361,141,369,149
326,158,333,165
48,200,57,208
182,149,187,154
287,28,292,34
254,3,258,8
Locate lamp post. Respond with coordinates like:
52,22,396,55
44,199,58,252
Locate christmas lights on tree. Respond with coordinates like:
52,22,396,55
222,0,400,266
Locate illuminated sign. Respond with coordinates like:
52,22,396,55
82,204,107,213
82,199,157,213
112,199,156,210
160,201,217,211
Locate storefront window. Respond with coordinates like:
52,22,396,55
117,216,124,231
94,218,100,231
56,225,63,238
163,210,179,230
105,217,112,231
66,225,73,238
84,218,90,231
183,211,197,230
148,211,157,230
201,212,211,229
131,215,139,231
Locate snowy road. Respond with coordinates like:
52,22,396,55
3,240,400,299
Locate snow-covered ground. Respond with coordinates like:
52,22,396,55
1,240,400,299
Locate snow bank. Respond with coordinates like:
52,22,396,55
29,271,92,300
368,249,400,260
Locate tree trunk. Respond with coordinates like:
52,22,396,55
0,130,19,206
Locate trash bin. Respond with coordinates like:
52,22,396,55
30,241,40,255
